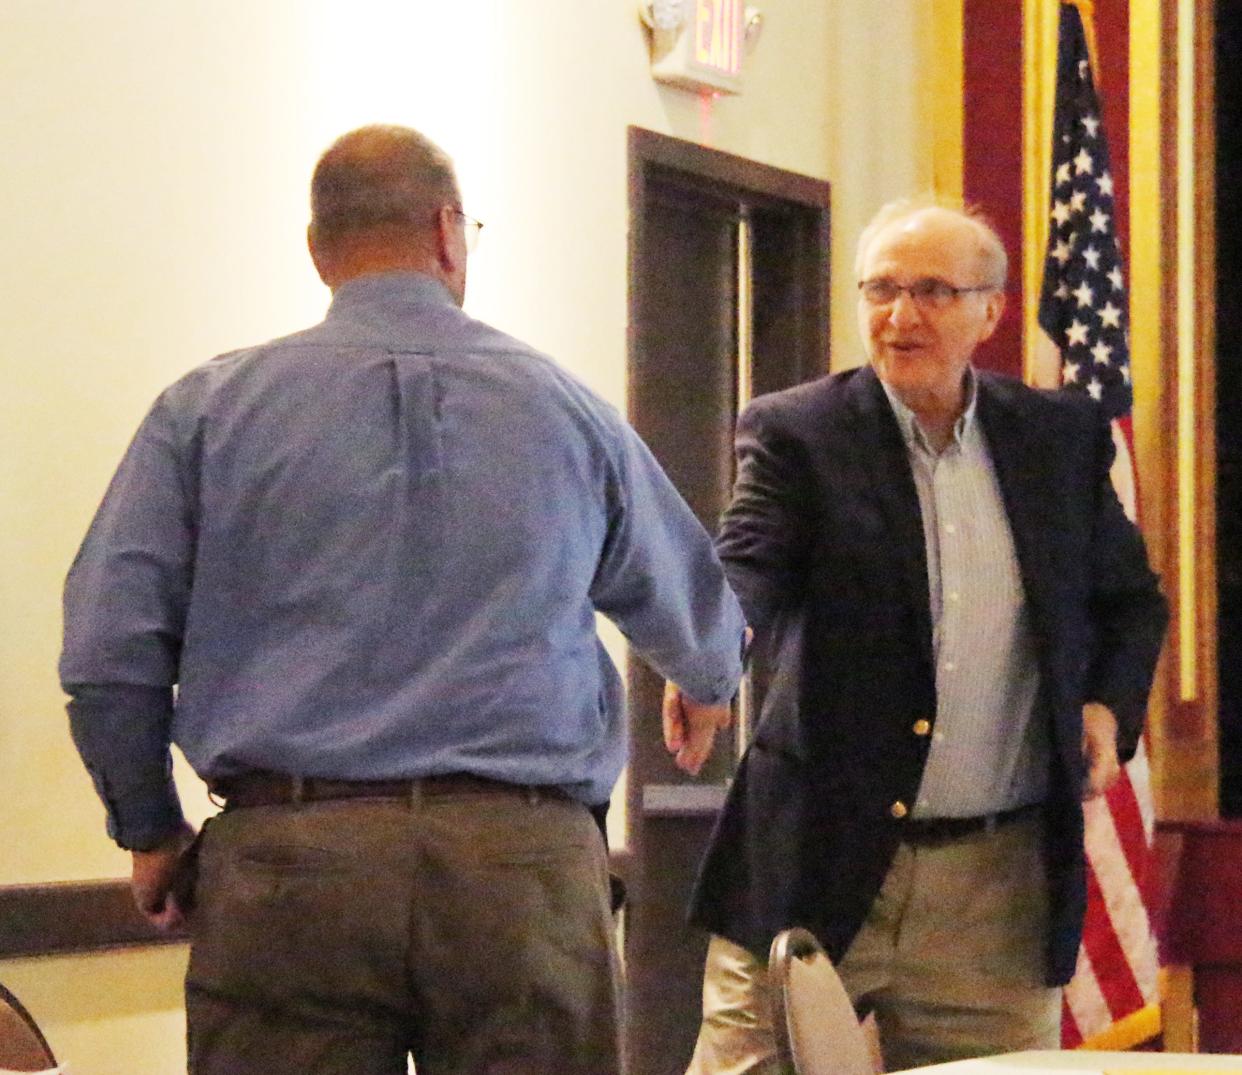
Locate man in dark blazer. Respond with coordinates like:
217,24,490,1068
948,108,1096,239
676,200,1168,1071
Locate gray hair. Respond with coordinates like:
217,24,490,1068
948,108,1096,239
309,125,461,246
854,195,1008,288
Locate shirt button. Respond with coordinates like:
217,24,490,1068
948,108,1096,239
947,591,960,603
912,719,932,736
945,523,957,535
890,800,909,819
943,661,956,673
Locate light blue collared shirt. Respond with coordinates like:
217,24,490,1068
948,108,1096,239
62,272,746,847
882,372,1049,818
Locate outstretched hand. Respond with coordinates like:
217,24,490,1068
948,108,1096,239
662,681,733,776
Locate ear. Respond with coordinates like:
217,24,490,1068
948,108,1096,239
307,225,335,288
433,205,465,277
978,288,1007,342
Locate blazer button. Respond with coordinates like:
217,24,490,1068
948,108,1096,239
890,800,909,819
912,718,932,736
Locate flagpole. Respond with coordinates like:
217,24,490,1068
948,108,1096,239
1022,0,1061,386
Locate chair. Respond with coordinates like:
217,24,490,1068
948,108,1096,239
768,928,873,1075
0,983,58,1072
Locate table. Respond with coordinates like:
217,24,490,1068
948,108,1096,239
890,1051,1242,1075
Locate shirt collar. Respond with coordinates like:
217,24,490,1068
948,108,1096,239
881,367,979,454
326,271,456,318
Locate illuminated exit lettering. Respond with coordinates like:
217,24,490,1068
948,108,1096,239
693,0,743,77
647,0,747,94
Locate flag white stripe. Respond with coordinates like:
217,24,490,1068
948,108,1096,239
1065,947,1112,1034
1082,787,1160,1004
1128,738,1156,838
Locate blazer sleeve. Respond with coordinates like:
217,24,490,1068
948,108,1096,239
715,399,815,636
1083,413,1169,760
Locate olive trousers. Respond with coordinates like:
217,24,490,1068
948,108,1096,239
185,789,622,1075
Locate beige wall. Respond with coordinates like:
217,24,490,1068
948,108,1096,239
0,2,930,1070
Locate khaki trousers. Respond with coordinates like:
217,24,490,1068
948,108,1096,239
186,790,622,1075
685,814,1061,1073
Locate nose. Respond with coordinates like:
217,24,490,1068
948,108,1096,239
888,288,923,326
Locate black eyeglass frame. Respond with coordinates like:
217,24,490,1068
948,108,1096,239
857,277,997,309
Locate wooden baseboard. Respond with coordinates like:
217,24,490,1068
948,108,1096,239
0,881,187,960
1,848,632,960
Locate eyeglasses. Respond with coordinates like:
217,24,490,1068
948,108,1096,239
858,277,995,310
449,208,484,252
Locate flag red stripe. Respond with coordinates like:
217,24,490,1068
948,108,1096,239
1117,413,1134,447
1062,995,1084,1047
1081,861,1147,1018
1103,771,1156,908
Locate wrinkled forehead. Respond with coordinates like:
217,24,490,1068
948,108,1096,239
860,210,986,282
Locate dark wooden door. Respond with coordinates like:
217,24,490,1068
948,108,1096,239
624,127,830,1075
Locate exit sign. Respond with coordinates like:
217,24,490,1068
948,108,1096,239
650,0,747,95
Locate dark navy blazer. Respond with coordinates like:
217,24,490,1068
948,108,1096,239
688,364,1168,986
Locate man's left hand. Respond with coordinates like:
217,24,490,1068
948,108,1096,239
1081,702,1122,799
131,822,196,932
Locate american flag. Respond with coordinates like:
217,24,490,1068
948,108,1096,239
1036,1,1161,1048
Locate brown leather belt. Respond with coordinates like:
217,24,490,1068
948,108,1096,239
211,770,571,809
900,802,1043,846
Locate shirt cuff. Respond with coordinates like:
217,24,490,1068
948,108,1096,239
679,638,746,706
102,780,187,851
65,682,186,850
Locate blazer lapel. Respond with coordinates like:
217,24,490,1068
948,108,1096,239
975,378,1058,648
844,368,935,671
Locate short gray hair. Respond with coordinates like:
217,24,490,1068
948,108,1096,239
309,125,460,246
854,195,1008,288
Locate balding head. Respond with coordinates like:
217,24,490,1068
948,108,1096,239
310,125,460,246
854,197,1008,290
307,125,468,303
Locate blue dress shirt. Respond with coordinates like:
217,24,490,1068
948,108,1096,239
61,273,746,849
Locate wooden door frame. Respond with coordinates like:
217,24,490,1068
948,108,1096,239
624,123,831,835
623,125,830,1074
627,128,831,405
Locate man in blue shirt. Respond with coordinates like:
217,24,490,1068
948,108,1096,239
61,124,746,1075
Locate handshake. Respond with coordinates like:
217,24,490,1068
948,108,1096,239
661,681,734,776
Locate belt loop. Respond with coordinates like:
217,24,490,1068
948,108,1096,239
526,786,539,806
984,813,999,836
291,775,304,804
409,778,423,808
